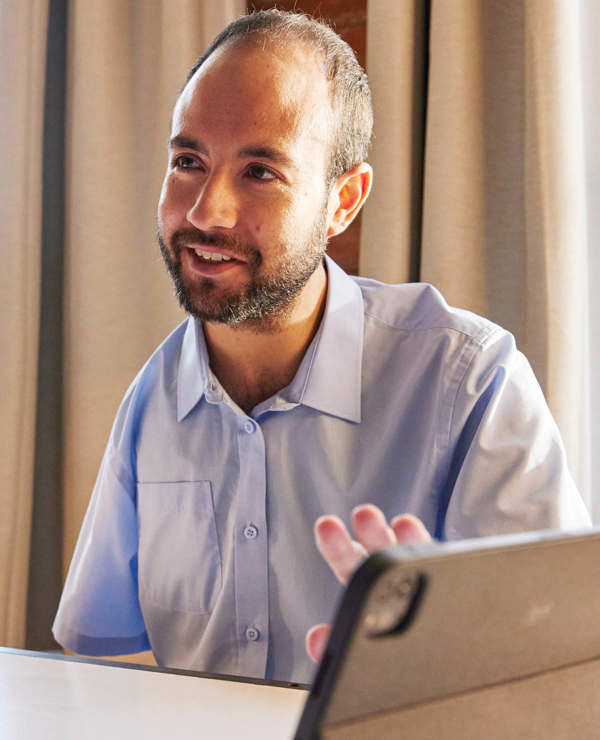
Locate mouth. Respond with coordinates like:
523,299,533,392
183,245,246,276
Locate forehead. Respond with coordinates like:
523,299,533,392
171,39,332,159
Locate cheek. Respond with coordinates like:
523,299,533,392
249,195,293,240
291,192,326,232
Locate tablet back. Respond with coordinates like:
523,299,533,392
295,528,600,739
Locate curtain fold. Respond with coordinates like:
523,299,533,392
27,0,67,651
363,0,590,504
580,0,600,521
0,0,49,647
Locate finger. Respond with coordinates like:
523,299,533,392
315,515,368,585
351,504,397,553
305,623,331,663
390,513,432,543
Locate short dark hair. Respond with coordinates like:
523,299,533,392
184,9,373,184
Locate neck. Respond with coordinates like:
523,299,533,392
203,262,328,414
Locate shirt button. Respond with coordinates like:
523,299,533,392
246,627,260,642
244,524,259,540
243,420,255,434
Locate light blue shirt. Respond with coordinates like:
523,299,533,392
53,256,590,684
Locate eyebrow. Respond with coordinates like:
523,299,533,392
238,145,294,168
168,134,206,153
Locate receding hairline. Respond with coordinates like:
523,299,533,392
182,32,332,98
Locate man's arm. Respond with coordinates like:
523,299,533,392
52,437,149,657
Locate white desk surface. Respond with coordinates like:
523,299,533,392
0,649,307,739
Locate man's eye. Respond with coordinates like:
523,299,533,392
247,164,277,181
173,155,200,169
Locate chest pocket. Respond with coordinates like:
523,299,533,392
137,481,222,614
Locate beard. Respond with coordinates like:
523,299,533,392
157,204,329,327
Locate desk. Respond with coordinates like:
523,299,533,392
0,648,307,739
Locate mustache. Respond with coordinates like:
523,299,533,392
172,227,256,262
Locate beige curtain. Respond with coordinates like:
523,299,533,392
0,0,243,653
360,1,428,283
0,0,49,648
362,0,590,505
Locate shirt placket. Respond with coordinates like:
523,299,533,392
234,416,269,677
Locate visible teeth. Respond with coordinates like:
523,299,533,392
194,249,233,262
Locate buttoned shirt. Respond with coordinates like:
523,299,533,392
52,256,590,684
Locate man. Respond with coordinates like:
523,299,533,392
53,10,590,684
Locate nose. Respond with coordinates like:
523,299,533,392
186,172,238,231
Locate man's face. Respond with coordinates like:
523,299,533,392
157,40,334,326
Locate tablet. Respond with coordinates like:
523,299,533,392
295,528,600,739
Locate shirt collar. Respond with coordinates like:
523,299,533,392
177,318,211,422
289,255,363,422
176,254,364,423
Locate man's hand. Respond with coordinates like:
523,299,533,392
305,504,431,663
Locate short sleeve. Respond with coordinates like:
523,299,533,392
52,442,149,655
439,329,591,539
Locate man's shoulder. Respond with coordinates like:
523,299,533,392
351,275,505,348
108,318,191,448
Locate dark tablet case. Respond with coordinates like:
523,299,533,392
295,528,600,739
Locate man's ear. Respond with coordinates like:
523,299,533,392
327,162,373,238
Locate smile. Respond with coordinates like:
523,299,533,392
183,246,244,278
193,248,235,262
